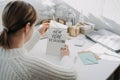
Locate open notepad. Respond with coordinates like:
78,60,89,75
86,29,120,53
46,20,67,56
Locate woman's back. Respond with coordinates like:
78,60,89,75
0,47,30,80
0,47,76,80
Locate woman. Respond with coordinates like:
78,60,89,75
0,1,76,80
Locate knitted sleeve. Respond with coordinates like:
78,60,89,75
23,56,77,80
24,29,41,52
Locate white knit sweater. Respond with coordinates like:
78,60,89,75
0,30,77,80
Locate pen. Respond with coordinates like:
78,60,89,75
74,44,83,47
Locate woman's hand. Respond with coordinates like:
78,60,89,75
39,23,50,35
61,45,70,57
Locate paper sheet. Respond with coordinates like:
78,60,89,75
87,43,120,62
46,20,67,56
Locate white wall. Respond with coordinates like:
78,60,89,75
1,0,120,35
0,0,80,32
0,0,9,31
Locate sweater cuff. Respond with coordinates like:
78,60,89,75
60,56,74,68
30,29,42,42
35,30,42,39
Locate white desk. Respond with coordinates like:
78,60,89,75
30,34,120,80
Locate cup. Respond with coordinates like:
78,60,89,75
68,26,80,37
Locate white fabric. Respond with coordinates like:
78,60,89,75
0,30,76,80
63,0,120,35
50,20,68,29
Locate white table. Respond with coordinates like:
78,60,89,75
30,34,120,80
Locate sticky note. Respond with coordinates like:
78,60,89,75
79,52,98,65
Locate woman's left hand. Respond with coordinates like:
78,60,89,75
61,45,70,57
39,23,50,35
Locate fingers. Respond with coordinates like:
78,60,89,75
42,23,50,32
60,45,70,57
39,23,50,35
61,45,69,50
42,23,50,28
64,45,68,48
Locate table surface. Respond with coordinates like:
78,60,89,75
29,34,120,80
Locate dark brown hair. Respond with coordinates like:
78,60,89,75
0,0,37,48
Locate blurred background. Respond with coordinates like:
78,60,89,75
0,0,120,35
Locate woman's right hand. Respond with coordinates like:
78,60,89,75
39,23,50,35
61,45,70,57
